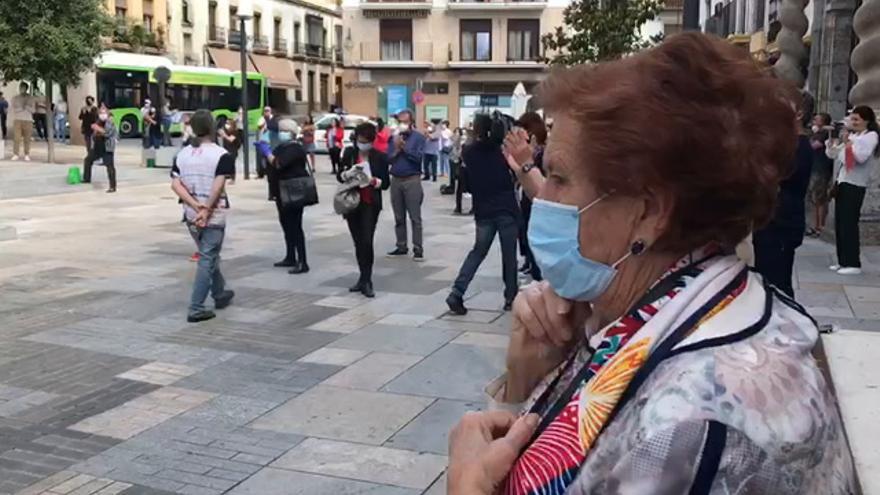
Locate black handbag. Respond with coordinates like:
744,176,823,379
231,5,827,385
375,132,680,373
279,168,318,208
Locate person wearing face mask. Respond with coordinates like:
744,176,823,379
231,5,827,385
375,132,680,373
447,33,853,495
257,119,313,273
446,114,520,315
337,123,391,297
387,109,428,261
826,105,880,275
82,107,118,193
218,119,241,183
79,96,98,152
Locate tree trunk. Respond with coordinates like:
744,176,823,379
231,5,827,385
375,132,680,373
46,82,55,163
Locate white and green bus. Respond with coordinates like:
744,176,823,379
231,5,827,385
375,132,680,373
92,51,267,138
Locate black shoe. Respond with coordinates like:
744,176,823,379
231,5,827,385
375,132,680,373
187,310,216,323
386,247,408,257
503,299,514,312
214,290,235,310
289,262,310,274
413,251,425,263
349,281,364,292
446,293,467,315
361,282,375,298
452,209,463,215
274,259,296,268
106,188,116,193
519,262,531,274
465,210,474,216
422,176,430,181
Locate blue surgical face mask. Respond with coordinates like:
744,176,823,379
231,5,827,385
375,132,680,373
278,131,293,142
357,142,372,152
528,195,631,301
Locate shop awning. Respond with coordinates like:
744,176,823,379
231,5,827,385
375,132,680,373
249,53,301,89
207,47,257,73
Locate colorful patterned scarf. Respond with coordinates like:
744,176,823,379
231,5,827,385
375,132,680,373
504,248,746,495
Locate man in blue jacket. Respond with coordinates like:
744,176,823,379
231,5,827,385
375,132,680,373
387,109,428,262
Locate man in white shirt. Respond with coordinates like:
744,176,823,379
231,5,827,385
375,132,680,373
11,83,35,161
440,120,453,178
171,110,236,322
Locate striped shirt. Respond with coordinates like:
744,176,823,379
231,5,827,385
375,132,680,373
171,143,235,227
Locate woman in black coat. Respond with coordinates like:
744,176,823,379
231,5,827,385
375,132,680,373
259,120,312,274
337,122,390,297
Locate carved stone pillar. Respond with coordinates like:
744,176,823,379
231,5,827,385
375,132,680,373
774,0,809,85
850,0,880,240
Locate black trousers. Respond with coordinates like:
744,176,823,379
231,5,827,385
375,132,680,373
835,182,866,268
276,201,307,264
455,164,468,212
0,112,6,139
34,114,47,139
753,229,797,298
346,201,381,284
329,147,341,173
83,150,116,189
519,196,542,280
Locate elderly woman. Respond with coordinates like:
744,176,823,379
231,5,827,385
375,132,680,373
448,33,854,494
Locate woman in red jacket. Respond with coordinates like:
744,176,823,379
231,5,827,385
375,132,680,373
327,117,344,174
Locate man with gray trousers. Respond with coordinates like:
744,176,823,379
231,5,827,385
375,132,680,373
386,109,427,262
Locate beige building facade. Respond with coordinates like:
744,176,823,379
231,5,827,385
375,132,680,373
164,0,345,115
340,0,567,128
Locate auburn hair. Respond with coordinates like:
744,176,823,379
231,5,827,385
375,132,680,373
539,32,799,252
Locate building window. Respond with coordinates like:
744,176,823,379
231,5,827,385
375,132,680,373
115,7,126,19
229,6,237,30
294,22,301,52
422,82,449,94
143,14,153,32
182,0,191,25
507,19,538,61
295,70,303,101
274,18,282,47
380,19,412,61
308,71,316,112
253,12,262,39
461,19,492,61
320,74,329,108
208,2,217,32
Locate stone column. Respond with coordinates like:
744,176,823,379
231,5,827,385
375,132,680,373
774,0,809,85
816,0,856,120
850,0,880,240
849,0,880,108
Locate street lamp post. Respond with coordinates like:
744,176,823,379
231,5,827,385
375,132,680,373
238,0,253,180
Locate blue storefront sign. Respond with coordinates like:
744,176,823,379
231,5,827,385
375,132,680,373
386,85,409,118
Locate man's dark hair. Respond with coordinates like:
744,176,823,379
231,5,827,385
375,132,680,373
817,112,832,126
355,122,376,142
376,118,385,130
472,114,492,141
189,110,215,146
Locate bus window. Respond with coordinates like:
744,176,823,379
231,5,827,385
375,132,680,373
97,69,148,109
210,86,237,111
248,79,262,110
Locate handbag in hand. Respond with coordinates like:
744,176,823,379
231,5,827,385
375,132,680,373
279,168,318,208
334,182,361,215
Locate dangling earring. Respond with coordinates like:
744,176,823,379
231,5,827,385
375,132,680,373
630,239,647,256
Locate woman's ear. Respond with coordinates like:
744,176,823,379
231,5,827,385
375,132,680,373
635,188,675,248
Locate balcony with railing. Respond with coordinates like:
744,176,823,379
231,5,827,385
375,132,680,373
447,0,547,11
208,26,226,47
359,0,432,10
228,29,243,46
253,35,270,53
357,41,434,68
273,37,288,56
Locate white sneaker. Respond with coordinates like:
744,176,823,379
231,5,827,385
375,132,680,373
829,264,840,271
24,155,30,162
10,155,19,161
837,267,862,275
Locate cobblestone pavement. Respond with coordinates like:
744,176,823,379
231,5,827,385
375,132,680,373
1,154,878,494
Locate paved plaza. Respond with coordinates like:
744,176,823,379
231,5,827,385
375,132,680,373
0,150,878,494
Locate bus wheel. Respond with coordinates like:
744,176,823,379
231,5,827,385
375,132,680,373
119,115,139,138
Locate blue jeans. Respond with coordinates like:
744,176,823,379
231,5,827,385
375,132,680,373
452,214,519,301
54,115,67,142
187,223,227,314
422,154,438,180
439,151,450,177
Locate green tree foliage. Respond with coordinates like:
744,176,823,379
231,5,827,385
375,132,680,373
0,0,112,86
542,0,664,65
